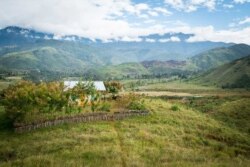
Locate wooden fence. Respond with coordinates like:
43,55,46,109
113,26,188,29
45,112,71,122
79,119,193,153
14,110,149,133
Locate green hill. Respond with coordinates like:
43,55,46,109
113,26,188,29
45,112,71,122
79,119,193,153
86,62,150,79
0,42,249,81
193,55,250,88
190,44,250,70
89,60,196,79
0,46,89,72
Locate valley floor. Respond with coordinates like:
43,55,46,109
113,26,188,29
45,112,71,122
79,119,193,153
0,95,250,167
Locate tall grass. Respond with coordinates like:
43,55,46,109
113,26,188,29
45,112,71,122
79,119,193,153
0,97,249,166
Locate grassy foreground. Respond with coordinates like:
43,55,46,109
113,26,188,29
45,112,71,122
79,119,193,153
0,97,250,166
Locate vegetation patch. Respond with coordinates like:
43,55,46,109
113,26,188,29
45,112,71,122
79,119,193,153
170,104,180,111
0,80,150,129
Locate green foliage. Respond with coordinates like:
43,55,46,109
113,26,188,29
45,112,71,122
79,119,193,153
127,100,146,110
193,55,250,88
190,44,250,71
100,63,150,79
0,80,104,123
67,81,102,112
104,81,123,99
0,81,67,122
104,81,123,94
184,96,228,113
0,47,87,72
211,98,250,133
170,105,180,111
126,94,146,110
98,102,111,112
0,97,250,166
229,74,250,88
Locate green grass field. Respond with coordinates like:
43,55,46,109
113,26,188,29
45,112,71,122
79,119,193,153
135,80,250,97
0,96,249,166
139,80,215,91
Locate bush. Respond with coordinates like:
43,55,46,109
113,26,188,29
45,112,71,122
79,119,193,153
98,102,111,112
0,80,103,123
104,81,123,99
116,93,147,111
127,100,146,110
0,81,68,122
170,105,180,111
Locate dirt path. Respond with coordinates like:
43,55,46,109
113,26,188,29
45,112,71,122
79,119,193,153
135,91,201,97
133,91,250,98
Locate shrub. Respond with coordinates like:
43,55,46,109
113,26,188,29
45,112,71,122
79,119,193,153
0,80,104,123
115,93,147,111
171,105,180,111
0,81,68,122
98,102,111,112
104,81,123,99
127,100,146,110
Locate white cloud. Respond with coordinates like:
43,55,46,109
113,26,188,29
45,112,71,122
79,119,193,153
135,3,149,11
64,36,76,41
138,14,149,19
120,36,142,42
0,0,249,44
144,19,155,24
186,26,250,44
164,0,184,9
159,39,170,42
229,23,236,27
170,36,181,42
0,0,157,40
153,7,172,16
164,0,216,12
44,35,52,40
148,11,159,17
233,0,250,4
229,16,250,28
223,4,234,8
145,38,155,42
159,36,181,42
239,17,250,25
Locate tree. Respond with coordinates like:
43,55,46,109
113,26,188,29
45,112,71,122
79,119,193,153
104,81,123,99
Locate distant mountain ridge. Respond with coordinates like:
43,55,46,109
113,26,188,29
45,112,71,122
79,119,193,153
192,55,250,88
190,44,250,70
0,26,194,44
0,26,246,75
0,26,231,60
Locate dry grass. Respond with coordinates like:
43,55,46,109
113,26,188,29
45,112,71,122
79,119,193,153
134,91,196,97
0,96,250,166
137,81,250,97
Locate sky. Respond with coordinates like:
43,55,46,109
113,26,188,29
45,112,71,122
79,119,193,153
0,0,250,44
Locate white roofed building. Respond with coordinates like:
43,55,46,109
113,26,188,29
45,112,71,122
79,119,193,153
64,81,106,91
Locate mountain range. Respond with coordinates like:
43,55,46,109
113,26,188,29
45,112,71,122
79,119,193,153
0,26,250,81
0,26,231,67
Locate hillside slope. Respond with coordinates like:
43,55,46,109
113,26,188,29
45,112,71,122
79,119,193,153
0,47,88,71
86,62,150,79
193,55,250,88
190,44,250,70
0,98,249,166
